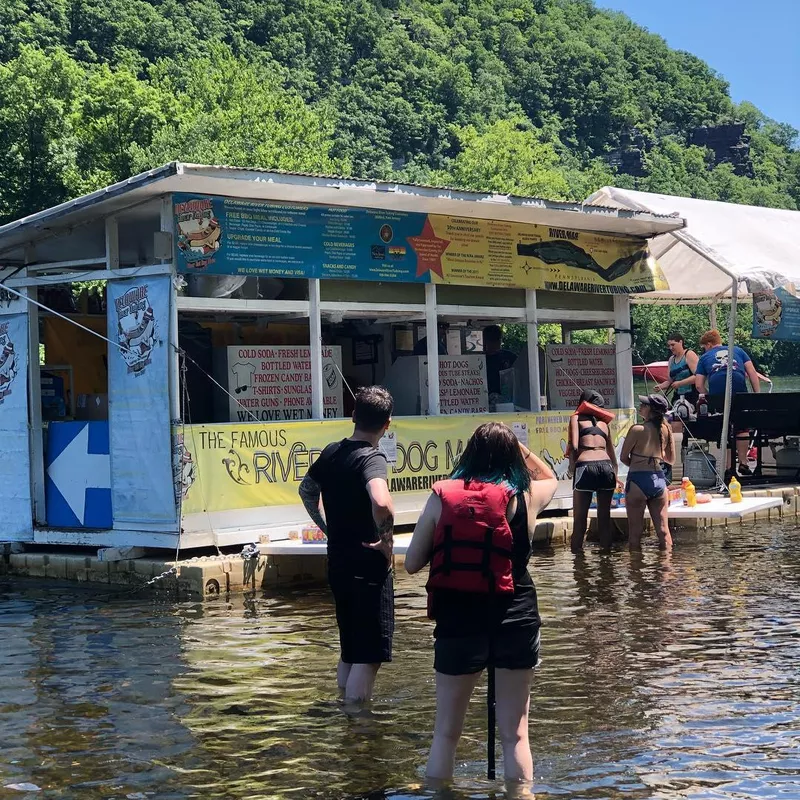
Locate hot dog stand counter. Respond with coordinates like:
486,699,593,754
0,163,684,550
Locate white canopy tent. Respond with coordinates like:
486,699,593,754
585,187,800,302
586,186,800,481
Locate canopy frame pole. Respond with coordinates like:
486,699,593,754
425,283,440,415
719,278,738,484
710,302,717,330
614,295,634,409
309,278,324,420
525,289,541,411
161,196,180,424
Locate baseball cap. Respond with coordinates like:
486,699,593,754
638,393,669,413
580,389,606,408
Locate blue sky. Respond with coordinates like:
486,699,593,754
599,0,800,134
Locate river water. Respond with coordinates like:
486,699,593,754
3,520,800,799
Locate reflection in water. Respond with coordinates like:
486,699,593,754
2,521,800,799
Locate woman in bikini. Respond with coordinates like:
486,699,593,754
620,394,675,551
569,390,618,553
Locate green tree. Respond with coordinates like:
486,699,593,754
133,47,346,174
71,63,166,194
0,45,82,222
439,117,573,198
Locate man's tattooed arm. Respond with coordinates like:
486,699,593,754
364,478,394,563
298,475,327,533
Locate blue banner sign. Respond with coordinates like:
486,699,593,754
172,193,665,294
0,311,31,539
753,286,800,341
107,275,177,526
173,194,424,283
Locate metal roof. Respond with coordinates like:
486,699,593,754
0,162,686,262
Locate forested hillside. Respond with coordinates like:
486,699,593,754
1,0,798,369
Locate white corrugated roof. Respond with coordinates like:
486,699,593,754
0,163,685,264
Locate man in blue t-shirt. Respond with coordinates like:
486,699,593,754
694,329,760,472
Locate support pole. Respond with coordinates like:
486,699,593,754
614,295,634,409
26,280,46,525
719,280,738,481
425,283,440,415
309,278,324,420
105,216,119,270
525,289,541,411
161,197,180,422
710,301,717,330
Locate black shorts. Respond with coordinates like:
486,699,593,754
434,626,541,676
329,569,394,664
574,459,616,493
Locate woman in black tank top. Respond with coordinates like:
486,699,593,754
404,422,558,786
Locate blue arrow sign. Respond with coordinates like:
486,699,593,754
45,421,112,528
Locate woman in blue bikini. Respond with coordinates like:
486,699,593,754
621,394,675,551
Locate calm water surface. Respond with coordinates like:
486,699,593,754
3,520,800,799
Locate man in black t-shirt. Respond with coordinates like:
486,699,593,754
298,386,395,702
483,324,517,397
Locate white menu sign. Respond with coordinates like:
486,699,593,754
546,344,617,409
227,345,343,422
421,355,489,415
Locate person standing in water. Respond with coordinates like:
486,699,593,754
298,386,395,702
404,422,557,789
569,390,618,553
620,394,675,551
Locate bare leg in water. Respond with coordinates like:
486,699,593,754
595,489,614,551
426,671,481,779
495,667,535,784
625,481,648,550
570,490,592,553
647,492,673,551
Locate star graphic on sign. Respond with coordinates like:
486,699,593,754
522,261,533,274
407,218,451,278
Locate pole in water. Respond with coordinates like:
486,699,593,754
487,664,496,780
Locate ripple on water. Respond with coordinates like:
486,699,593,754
1,522,800,799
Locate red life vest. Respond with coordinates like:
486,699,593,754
426,479,516,615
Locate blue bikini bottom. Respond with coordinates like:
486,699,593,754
626,469,667,500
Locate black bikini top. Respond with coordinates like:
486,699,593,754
577,415,609,452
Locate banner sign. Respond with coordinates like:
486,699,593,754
225,345,343,422
108,275,176,525
173,194,666,295
753,286,800,341
0,311,32,540
179,410,635,515
546,344,618,409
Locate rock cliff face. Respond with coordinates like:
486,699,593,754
690,123,755,178
607,128,650,178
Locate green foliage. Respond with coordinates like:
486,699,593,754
132,47,346,174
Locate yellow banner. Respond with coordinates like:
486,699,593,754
427,216,668,294
178,411,636,515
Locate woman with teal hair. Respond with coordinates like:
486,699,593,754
405,422,557,791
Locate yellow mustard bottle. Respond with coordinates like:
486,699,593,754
685,478,697,508
729,475,743,504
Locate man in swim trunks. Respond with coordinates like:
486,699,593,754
298,386,395,702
